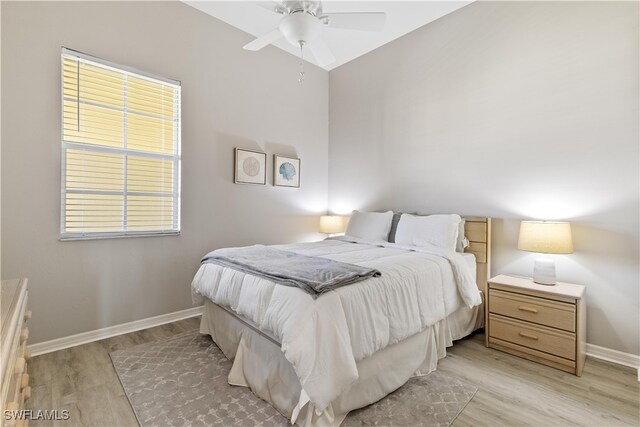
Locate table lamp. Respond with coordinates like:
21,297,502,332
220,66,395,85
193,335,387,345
517,221,573,285
319,215,345,236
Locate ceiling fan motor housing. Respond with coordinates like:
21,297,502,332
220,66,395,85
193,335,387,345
279,11,323,47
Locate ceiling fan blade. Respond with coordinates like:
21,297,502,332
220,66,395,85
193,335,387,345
323,12,386,32
243,28,282,51
309,38,336,67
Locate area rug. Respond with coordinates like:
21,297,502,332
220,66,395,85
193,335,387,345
110,330,477,427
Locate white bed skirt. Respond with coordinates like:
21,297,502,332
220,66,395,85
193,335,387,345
200,298,484,427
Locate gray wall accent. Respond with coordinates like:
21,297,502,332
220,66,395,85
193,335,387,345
329,1,639,354
1,1,328,344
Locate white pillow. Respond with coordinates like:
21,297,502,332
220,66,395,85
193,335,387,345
456,219,470,252
395,214,462,251
345,210,394,242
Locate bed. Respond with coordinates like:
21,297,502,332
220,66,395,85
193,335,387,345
191,215,491,426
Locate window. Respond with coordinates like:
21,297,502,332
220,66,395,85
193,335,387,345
61,48,181,239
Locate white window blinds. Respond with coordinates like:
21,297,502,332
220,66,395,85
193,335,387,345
61,48,181,239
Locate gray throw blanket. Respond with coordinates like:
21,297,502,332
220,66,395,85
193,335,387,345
201,245,381,298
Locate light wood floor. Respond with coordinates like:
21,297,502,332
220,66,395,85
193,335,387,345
27,318,639,426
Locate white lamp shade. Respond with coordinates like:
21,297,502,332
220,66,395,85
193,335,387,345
319,215,345,234
518,221,573,254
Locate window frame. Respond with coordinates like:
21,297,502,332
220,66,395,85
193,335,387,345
60,47,182,241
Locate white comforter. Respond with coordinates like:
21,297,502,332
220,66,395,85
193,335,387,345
191,237,481,415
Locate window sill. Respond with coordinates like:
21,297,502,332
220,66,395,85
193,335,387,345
60,231,180,241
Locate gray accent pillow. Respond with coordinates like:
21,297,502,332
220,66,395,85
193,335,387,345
387,212,402,243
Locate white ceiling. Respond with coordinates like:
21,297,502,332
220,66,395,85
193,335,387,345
182,1,473,71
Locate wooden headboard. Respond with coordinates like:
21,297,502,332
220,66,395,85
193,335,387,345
463,217,491,294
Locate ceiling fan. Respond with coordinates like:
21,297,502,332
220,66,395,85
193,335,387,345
243,1,387,68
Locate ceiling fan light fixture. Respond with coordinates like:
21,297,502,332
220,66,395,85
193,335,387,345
279,12,323,47
244,0,387,75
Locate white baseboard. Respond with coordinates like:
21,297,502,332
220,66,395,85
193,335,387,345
28,306,203,357
586,343,640,380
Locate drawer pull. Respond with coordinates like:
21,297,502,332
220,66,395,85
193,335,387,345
23,385,32,400
14,357,25,374
518,305,539,314
21,373,29,389
518,331,539,340
20,327,29,343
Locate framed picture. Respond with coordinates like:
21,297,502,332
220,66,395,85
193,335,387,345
235,148,266,185
274,155,300,188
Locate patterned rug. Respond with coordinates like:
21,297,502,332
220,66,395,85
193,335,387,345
110,330,477,427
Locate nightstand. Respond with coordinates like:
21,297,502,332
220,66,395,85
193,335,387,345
486,274,586,376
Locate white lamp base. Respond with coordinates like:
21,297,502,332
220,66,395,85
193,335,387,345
533,257,556,285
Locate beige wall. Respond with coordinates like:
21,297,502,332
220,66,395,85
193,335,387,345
329,1,639,354
1,1,328,344
2,0,638,356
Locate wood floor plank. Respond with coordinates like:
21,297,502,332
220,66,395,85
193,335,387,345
28,355,54,387
444,333,639,427
57,385,118,427
26,319,639,427
107,395,139,427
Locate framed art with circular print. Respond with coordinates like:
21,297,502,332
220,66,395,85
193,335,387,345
235,148,267,185
274,154,300,188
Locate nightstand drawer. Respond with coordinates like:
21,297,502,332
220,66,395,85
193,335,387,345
489,289,576,332
489,314,576,360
